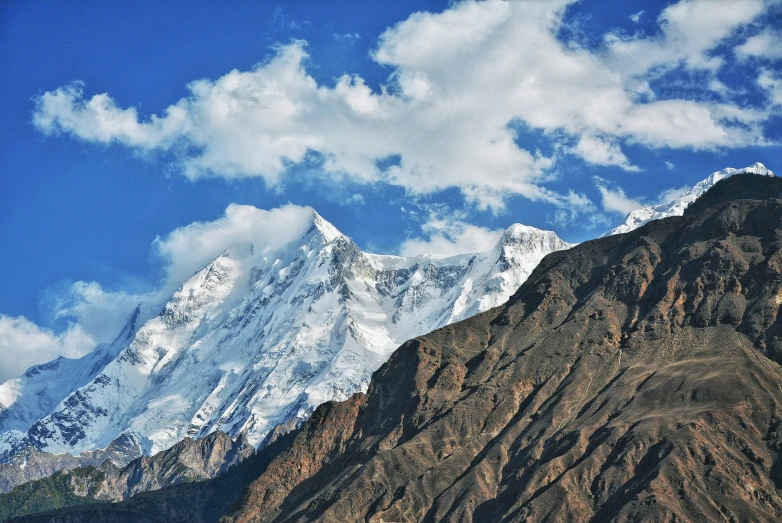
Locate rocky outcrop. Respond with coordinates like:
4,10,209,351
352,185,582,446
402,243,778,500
91,430,252,501
0,431,252,521
220,196,782,522
0,432,142,494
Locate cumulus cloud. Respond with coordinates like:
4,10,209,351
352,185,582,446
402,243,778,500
32,0,779,211
153,203,318,287
594,177,645,215
0,316,94,382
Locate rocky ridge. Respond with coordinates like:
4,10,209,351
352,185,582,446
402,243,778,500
602,161,774,236
0,432,142,494
0,430,253,521
218,189,782,522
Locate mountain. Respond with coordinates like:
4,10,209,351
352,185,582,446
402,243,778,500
602,161,774,236
11,173,782,522
0,430,255,522
0,305,151,459
0,211,570,465
0,433,142,495
218,183,782,522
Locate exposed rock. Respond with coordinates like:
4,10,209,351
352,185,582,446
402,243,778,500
220,197,782,522
0,431,252,521
0,432,142,494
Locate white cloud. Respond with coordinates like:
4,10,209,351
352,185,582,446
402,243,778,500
758,69,782,106
629,10,645,23
664,160,676,171
152,203,317,287
594,177,645,215
571,134,639,171
0,316,94,382
400,217,504,257
48,282,154,346
605,0,766,76
736,29,782,61
32,0,778,211
341,193,365,206
333,32,360,44
2,204,321,383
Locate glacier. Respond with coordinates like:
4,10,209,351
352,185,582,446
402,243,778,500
0,211,571,458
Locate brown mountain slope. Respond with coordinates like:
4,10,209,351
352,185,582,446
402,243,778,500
222,198,782,523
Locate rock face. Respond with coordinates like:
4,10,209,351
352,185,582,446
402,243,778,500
0,432,142,494
76,430,252,502
0,431,254,522
217,195,782,522
602,161,774,236
0,210,570,462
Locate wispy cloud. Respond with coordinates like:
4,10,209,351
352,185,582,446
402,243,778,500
628,10,644,24
333,32,360,44
399,206,505,257
594,176,645,215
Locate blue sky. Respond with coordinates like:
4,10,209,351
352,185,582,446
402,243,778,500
1,0,781,379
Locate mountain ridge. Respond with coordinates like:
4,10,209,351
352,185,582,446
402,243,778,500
602,161,774,237
217,194,782,523
7,171,782,522
0,211,571,465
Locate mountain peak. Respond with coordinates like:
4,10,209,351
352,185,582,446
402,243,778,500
311,210,342,243
740,161,774,176
499,223,557,242
496,223,571,252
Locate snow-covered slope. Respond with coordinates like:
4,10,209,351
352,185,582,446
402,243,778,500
0,305,153,455
602,162,775,237
0,211,570,457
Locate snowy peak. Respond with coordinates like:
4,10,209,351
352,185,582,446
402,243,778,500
311,210,343,243
603,162,776,237
737,161,773,176
1,211,571,459
689,162,774,197
496,223,570,250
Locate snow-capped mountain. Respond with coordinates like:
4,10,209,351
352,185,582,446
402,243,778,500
0,211,570,458
602,162,775,237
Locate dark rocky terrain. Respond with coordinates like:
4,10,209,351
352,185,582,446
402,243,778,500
10,175,782,522
223,194,782,522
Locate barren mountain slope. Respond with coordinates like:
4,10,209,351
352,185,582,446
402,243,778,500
222,196,782,522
